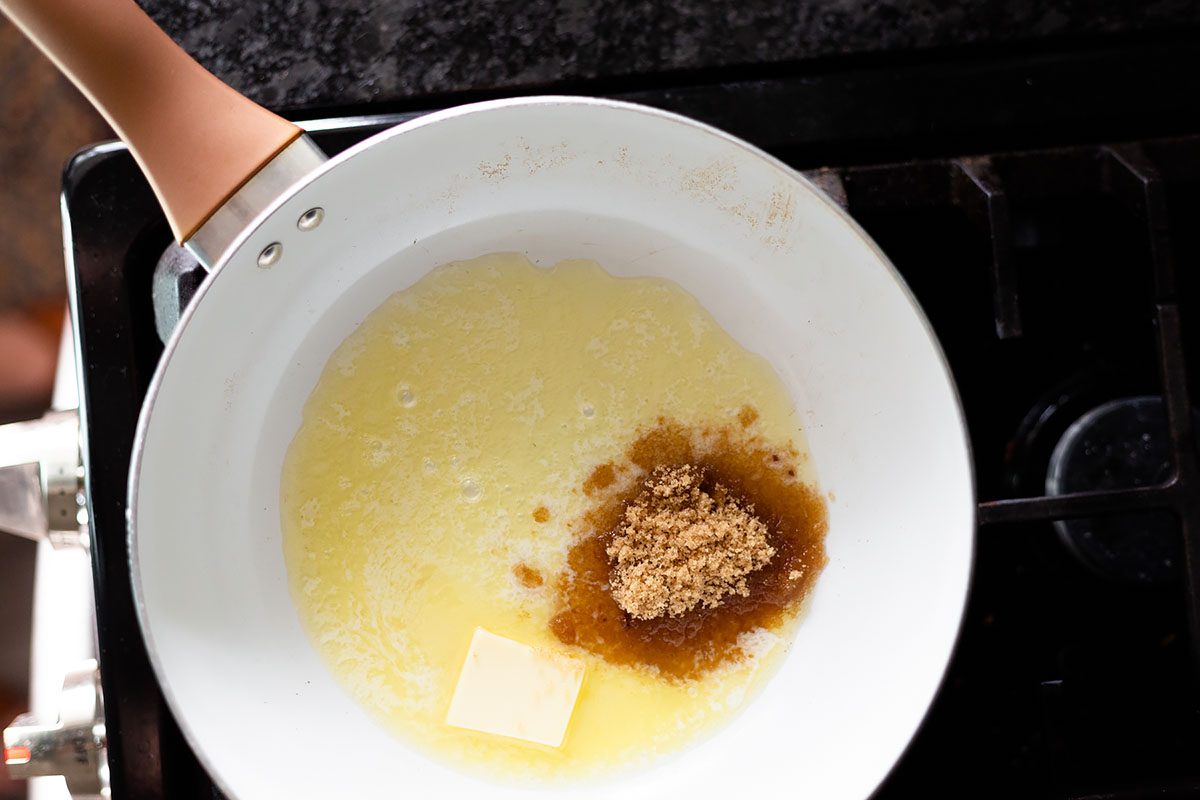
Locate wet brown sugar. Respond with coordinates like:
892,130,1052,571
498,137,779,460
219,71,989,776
583,463,617,495
512,562,544,588
550,417,828,680
737,404,760,428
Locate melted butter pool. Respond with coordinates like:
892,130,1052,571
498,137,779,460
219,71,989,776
280,253,818,783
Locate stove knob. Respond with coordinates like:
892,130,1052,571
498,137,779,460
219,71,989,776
3,659,109,799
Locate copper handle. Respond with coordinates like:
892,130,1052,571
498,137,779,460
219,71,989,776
0,0,302,243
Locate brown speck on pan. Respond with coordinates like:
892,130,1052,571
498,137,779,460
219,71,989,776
680,156,737,205
828,491,836,502
764,189,795,228
724,201,754,223
477,154,511,179
522,142,571,174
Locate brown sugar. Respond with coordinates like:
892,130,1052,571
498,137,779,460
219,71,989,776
607,464,774,620
549,418,828,680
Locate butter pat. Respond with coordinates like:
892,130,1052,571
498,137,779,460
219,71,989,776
445,628,585,748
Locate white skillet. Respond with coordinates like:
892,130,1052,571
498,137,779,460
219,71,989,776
2,1,974,797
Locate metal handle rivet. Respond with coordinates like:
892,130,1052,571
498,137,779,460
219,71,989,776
257,242,282,268
297,207,325,231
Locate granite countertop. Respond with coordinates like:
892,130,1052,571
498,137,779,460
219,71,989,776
140,0,1200,112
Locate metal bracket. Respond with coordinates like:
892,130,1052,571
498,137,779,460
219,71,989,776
802,168,849,211
150,242,207,345
952,156,1023,340
4,659,109,799
0,410,84,548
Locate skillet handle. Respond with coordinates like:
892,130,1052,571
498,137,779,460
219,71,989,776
0,0,303,244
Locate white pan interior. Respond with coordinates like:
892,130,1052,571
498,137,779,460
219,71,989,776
130,98,974,800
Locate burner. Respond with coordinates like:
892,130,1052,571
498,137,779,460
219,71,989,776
1002,366,1159,497
1045,396,1187,584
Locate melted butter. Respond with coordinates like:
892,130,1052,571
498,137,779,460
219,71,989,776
280,253,819,783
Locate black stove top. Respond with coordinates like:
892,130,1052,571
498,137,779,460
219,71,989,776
64,33,1200,799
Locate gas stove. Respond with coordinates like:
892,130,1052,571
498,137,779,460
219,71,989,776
5,29,1200,799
